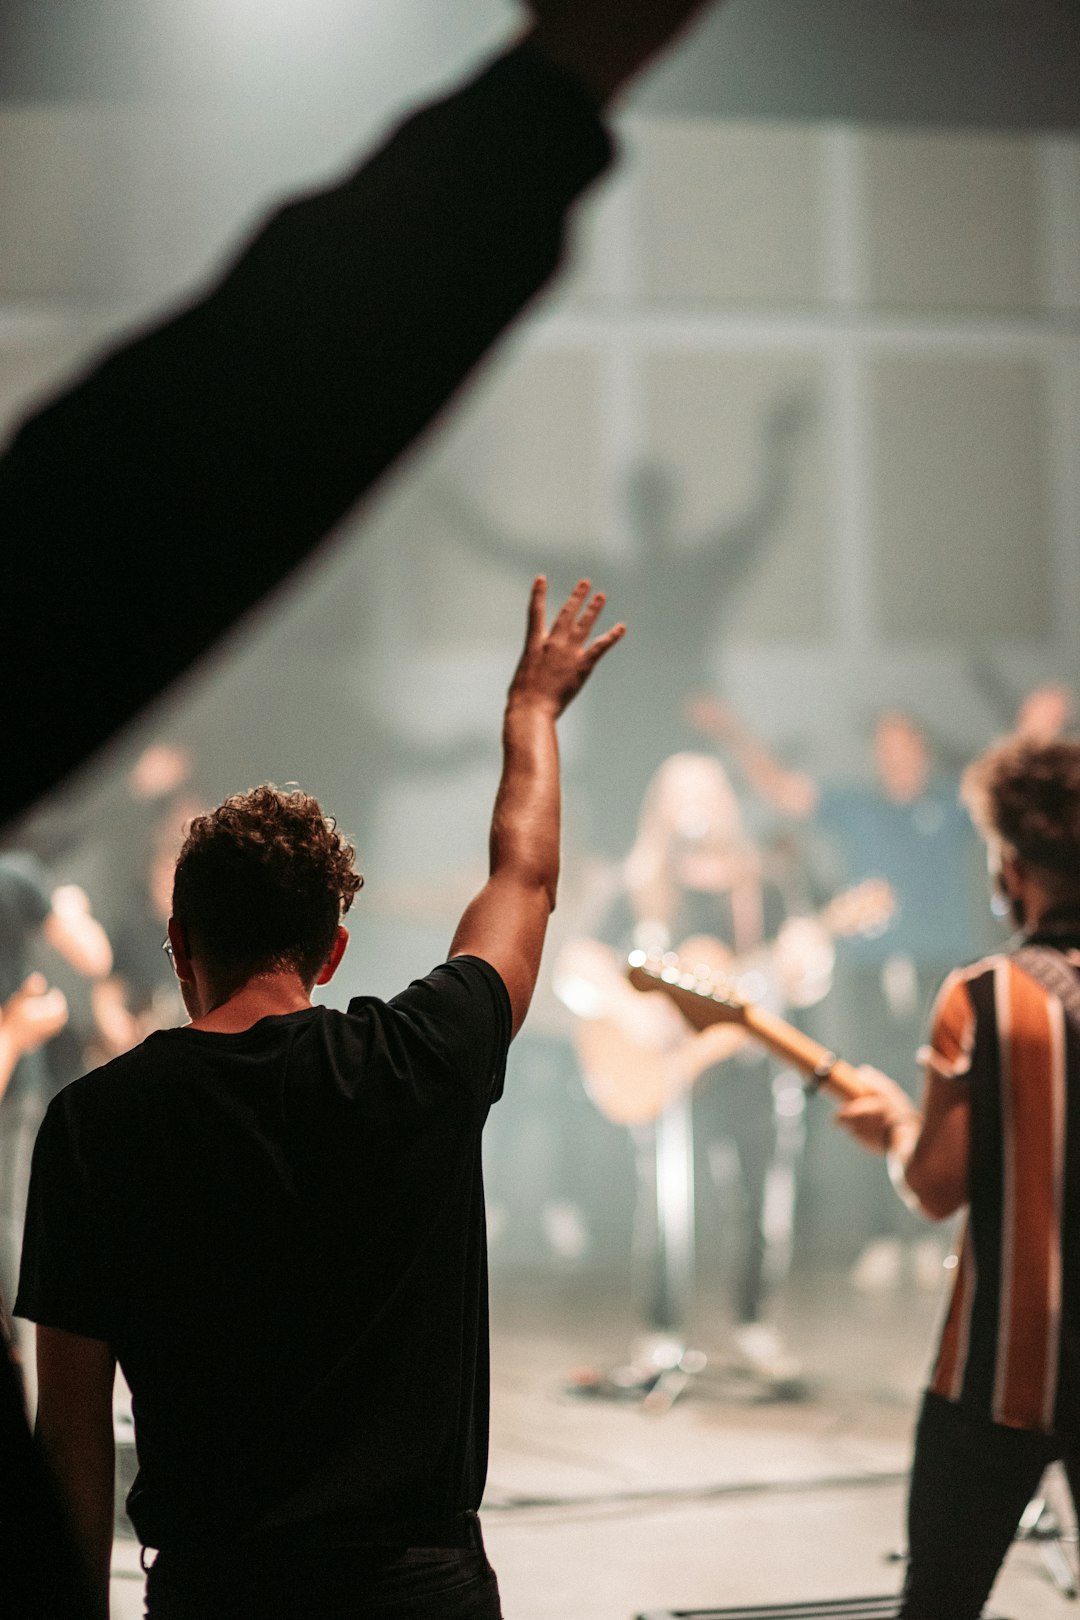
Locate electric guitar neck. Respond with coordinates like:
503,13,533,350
626,949,874,1102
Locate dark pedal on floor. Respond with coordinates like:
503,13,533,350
635,1600,1011,1620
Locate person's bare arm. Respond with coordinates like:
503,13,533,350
42,886,113,980
903,1070,970,1217
35,1325,116,1620
90,979,143,1060
835,1064,969,1221
451,577,624,1035
0,973,68,1100
689,695,819,818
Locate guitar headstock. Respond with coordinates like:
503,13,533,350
627,948,750,1032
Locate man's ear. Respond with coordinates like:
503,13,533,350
315,926,349,986
166,916,195,984
1000,849,1024,896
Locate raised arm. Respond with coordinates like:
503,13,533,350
450,577,624,1034
528,0,717,105
0,974,68,1101
0,1,722,827
42,886,113,981
690,695,819,819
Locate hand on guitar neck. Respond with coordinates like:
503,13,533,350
832,1072,923,1157
554,879,896,1127
626,944,921,1149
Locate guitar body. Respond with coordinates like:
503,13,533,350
554,881,894,1127
575,1016,677,1127
554,937,748,1126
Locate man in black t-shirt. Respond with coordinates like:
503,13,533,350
16,578,624,1620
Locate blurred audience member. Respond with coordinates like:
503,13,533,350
0,976,68,1105
0,979,83,1620
92,805,196,1060
0,854,111,1310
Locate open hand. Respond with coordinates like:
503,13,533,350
3,972,69,1058
508,576,625,719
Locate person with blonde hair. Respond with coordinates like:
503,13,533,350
624,751,832,1382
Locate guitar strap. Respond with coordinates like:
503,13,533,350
1011,945,1080,1035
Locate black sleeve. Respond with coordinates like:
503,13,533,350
0,1348,94,1620
13,1094,113,1342
0,853,53,933
369,955,512,1117
0,45,612,825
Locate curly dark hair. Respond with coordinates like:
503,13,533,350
172,785,363,989
962,740,1080,887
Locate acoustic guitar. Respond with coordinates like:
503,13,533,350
554,880,893,1125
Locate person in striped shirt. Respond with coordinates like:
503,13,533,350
837,736,1080,1620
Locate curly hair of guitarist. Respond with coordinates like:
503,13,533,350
962,738,1080,891
172,784,363,993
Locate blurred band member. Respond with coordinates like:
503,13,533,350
626,752,832,1380
838,739,1080,1620
696,700,984,1289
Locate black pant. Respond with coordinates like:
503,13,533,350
695,1060,776,1325
903,1389,1080,1619
143,1514,503,1620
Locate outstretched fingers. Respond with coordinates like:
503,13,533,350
548,579,625,668
526,575,549,645
553,578,592,633
576,588,608,640
582,620,626,672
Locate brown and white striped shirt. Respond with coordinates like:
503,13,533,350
928,924,1080,1436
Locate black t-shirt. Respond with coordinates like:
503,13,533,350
16,955,510,1554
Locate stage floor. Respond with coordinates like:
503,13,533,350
109,1273,1078,1619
